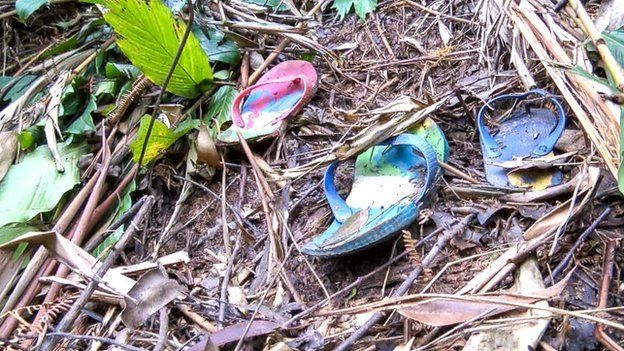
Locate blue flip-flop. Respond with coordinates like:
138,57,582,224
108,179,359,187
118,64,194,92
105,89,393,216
301,121,446,257
477,89,566,189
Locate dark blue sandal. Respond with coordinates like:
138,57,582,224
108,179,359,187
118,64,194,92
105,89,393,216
477,89,566,189
301,133,441,257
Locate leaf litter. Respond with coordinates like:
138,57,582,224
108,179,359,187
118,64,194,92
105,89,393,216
0,0,623,350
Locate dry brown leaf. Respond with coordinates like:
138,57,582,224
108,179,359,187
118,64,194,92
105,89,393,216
463,258,551,350
523,166,599,240
120,268,186,328
0,231,135,295
189,321,279,350
0,131,18,182
196,124,220,167
398,271,571,326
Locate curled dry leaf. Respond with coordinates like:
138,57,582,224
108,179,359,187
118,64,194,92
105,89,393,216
398,270,572,326
0,132,18,182
120,269,186,328
189,320,279,350
196,124,220,167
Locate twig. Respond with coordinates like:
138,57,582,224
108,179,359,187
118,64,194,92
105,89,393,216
595,239,623,351
282,227,442,328
233,246,295,351
40,196,155,351
83,195,148,252
176,304,217,333
247,0,329,85
545,207,611,286
41,333,143,351
221,159,231,258
218,233,242,325
154,307,169,351
333,214,476,351
137,0,194,167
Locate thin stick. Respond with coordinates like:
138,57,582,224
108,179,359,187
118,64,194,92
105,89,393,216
218,233,242,325
247,0,328,85
333,214,475,351
154,307,169,351
40,196,155,351
545,208,611,285
282,227,442,328
41,333,143,351
595,239,623,351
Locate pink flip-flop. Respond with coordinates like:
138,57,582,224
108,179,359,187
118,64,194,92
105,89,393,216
217,60,317,143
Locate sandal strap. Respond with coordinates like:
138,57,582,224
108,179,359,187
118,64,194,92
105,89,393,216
230,76,311,128
477,89,566,158
324,134,439,223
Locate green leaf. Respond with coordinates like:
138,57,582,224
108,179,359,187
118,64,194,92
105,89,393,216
130,115,200,165
0,224,39,260
332,0,352,20
105,62,140,79
92,0,213,98
0,142,89,227
94,79,120,101
353,0,377,21
204,86,237,137
92,180,135,257
2,75,38,103
0,76,13,90
16,0,47,20
192,25,241,66
66,95,97,134
17,126,42,150
244,0,289,11
601,29,624,194
332,0,377,20
60,77,88,117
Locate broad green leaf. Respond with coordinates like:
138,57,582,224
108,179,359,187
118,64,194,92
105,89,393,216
94,79,120,101
0,142,89,227
66,95,97,134
91,0,213,98
92,179,135,257
332,0,377,20
105,62,140,79
2,75,38,103
60,77,88,117
0,224,39,260
16,0,47,20
192,26,241,66
204,86,237,137
130,115,200,165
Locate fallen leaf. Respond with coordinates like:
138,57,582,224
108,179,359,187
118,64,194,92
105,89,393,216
189,321,279,350
121,269,186,328
0,132,18,182
0,231,135,295
0,142,88,227
130,115,199,165
523,167,600,240
196,124,220,167
398,271,571,326
438,21,453,45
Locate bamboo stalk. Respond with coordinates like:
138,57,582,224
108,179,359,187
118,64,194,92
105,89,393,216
566,0,624,91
